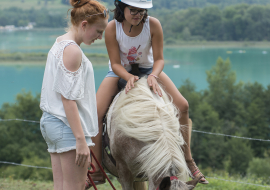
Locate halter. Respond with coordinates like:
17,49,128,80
156,176,178,190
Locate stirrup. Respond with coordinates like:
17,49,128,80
85,172,106,190
186,159,209,185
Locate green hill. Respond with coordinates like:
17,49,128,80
0,0,69,10
103,0,270,9
1,0,270,11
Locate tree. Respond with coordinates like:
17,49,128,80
248,157,270,184
205,57,245,124
191,101,225,169
178,79,202,120
223,138,253,174
246,98,269,157
197,6,223,40
265,85,270,123
0,91,48,166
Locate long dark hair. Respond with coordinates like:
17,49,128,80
113,0,148,23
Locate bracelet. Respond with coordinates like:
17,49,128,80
149,74,159,79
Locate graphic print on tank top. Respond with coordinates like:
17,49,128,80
108,16,153,71
123,45,143,67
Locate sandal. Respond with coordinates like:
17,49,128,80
85,171,106,190
186,159,209,185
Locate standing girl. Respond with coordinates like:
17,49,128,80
91,0,208,185
39,0,108,189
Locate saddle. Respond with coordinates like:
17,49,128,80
102,64,150,176
118,63,151,90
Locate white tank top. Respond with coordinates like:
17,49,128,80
40,39,98,138
108,16,154,72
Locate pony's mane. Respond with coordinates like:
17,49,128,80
111,77,190,181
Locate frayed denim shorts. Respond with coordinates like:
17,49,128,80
105,67,153,78
40,112,93,154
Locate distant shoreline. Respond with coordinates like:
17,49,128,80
0,52,109,66
1,41,269,66
164,41,270,48
85,41,270,48
0,61,109,66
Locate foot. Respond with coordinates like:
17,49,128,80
85,170,106,190
186,159,209,185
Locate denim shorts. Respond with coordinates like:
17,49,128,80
105,67,153,78
40,112,94,153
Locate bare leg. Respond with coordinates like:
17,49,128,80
60,150,89,190
159,72,207,183
90,77,119,180
51,153,63,190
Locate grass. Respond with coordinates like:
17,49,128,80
0,177,122,190
0,178,53,190
1,174,269,190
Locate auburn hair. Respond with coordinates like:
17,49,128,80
68,0,107,26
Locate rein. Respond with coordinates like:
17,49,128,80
156,176,178,190
87,149,117,190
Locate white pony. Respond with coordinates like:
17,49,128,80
103,77,200,190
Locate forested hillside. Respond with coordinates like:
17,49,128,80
1,3,270,42
101,0,270,9
152,4,270,42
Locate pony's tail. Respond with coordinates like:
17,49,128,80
133,181,147,190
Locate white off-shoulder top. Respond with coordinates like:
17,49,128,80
40,39,98,138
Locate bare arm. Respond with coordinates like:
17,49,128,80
61,45,90,168
105,20,139,93
148,17,165,96
150,17,165,77
105,20,131,80
61,97,84,140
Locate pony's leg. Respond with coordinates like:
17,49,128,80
148,179,156,190
133,181,147,190
90,77,119,178
159,72,207,183
117,161,134,190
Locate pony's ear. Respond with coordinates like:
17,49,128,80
159,177,171,190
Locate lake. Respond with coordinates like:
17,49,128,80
0,29,270,106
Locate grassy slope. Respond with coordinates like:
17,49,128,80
0,0,110,11
0,0,69,11
1,176,269,190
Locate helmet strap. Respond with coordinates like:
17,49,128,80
129,21,142,33
129,25,133,33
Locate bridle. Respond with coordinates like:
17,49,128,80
156,176,179,190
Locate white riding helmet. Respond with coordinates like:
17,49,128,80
119,0,153,9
